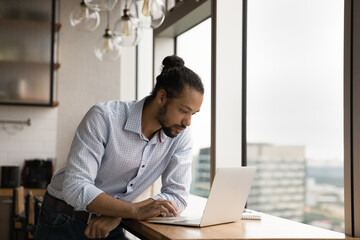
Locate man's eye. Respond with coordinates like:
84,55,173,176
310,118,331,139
180,109,188,114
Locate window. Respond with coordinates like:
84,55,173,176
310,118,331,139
176,18,212,197
246,0,344,232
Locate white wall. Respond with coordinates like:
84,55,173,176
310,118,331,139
0,106,58,170
56,0,136,171
137,29,154,100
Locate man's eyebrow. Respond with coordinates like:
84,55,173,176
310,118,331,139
181,104,193,111
181,104,200,113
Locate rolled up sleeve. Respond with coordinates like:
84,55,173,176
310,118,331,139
152,129,193,213
62,105,108,211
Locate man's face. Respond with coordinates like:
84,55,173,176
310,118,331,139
157,87,203,138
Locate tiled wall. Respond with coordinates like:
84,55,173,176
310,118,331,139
0,106,58,171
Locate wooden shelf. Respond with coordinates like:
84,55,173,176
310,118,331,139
0,18,61,31
55,23,62,32
0,99,59,107
0,60,60,69
54,63,61,70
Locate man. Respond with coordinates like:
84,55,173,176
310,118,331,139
35,55,204,239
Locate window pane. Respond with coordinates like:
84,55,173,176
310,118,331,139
247,0,344,232
176,18,211,198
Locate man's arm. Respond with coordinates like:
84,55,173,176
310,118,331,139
86,192,179,220
62,105,109,210
152,129,193,213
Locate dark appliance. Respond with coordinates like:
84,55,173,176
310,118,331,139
22,159,53,188
1,166,20,188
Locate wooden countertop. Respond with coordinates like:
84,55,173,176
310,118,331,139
0,188,46,197
121,212,356,240
120,195,358,240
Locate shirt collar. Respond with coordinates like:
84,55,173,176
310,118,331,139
124,97,146,134
124,97,169,144
158,129,169,143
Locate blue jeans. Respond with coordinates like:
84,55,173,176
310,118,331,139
34,205,126,240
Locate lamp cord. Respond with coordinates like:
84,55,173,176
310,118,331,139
106,10,110,29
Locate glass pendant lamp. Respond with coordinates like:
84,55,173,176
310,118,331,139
113,6,142,46
135,0,165,29
94,11,121,61
70,0,100,31
84,0,118,11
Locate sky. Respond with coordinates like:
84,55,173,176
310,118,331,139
247,0,344,161
176,0,344,162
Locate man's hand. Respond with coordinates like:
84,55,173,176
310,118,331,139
134,198,179,220
84,215,122,239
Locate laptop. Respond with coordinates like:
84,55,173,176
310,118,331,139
148,166,257,227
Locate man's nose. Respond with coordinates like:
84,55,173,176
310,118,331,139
183,115,192,127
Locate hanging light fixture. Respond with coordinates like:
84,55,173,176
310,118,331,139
136,0,165,29
69,0,100,32
113,2,142,47
84,0,118,12
69,0,167,60
94,11,121,61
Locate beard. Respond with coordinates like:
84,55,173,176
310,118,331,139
157,102,186,138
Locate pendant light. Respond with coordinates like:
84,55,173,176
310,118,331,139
136,0,165,29
84,0,118,11
70,0,100,32
113,1,142,47
94,11,121,61
69,0,167,61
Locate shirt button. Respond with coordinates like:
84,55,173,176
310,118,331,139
130,184,133,186
142,165,145,168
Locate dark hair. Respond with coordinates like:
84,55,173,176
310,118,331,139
150,55,204,100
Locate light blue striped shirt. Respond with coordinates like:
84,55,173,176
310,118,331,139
47,97,193,212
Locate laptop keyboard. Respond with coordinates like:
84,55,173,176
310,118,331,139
173,219,201,225
154,216,201,224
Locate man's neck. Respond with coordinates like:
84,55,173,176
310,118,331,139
141,98,161,140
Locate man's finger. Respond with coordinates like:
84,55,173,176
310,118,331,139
162,201,178,216
84,224,91,238
96,230,103,239
84,222,95,238
160,205,170,216
156,199,178,215
103,231,110,238
90,221,98,238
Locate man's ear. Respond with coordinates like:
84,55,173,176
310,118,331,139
156,89,167,105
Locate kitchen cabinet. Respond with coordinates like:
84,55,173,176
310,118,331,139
0,0,59,107
0,188,46,240
0,196,12,240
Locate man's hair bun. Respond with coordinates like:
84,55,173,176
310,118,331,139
150,55,203,101
162,55,185,70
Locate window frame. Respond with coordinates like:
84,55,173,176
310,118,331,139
344,0,360,236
